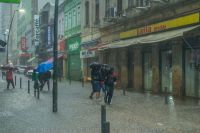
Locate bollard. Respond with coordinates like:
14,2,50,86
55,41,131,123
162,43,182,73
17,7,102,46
123,87,126,96
101,105,106,133
104,122,110,133
82,77,84,87
14,76,16,85
165,87,168,104
28,80,30,94
20,77,22,89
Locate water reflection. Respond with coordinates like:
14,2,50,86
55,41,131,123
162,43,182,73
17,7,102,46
167,96,177,123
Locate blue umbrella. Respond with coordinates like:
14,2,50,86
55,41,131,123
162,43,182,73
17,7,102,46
36,61,53,73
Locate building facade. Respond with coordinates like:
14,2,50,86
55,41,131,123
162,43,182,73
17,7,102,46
17,0,33,65
64,0,82,80
81,0,200,98
37,2,54,63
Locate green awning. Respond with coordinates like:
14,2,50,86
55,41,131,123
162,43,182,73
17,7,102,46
0,0,20,3
27,57,36,63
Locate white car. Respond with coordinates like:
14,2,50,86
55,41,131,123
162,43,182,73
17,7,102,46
26,70,33,77
17,67,25,74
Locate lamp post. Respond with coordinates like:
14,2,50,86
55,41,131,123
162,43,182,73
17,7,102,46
6,8,25,64
53,0,59,113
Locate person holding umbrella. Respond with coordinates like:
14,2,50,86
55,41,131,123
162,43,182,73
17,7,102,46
6,68,15,89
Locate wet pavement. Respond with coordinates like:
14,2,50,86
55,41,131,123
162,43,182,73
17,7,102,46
0,74,200,133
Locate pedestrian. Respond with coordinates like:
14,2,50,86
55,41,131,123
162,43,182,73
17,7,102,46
6,68,15,89
89,63,101,100
104,68,117,105
32,69,39,92
38,72,44,90
40,71,51,91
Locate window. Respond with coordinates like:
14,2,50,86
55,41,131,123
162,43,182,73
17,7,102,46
69,12,71,29
85,1,90,26
95,0,100,24
77,6,81,25
128,0,135,8
72,9,76,27
117,0,122,16
136,0,150,7
65,14,68,30
105,0,110,17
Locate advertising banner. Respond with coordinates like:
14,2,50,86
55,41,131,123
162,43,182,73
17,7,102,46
21,37,27,51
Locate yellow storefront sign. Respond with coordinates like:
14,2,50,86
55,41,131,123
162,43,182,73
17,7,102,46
120,13,200,39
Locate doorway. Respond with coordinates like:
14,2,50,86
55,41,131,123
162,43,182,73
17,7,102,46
144,52,152,91
161,50,172,93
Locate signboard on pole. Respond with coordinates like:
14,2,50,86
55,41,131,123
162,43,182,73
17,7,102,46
0,0,20,3
34,15,40,46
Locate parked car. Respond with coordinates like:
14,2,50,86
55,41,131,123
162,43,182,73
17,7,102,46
24,66,34,75
16,67,25,74
26,69,33,78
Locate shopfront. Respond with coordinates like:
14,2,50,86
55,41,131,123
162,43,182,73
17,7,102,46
116,12,200,96
67,36,81,81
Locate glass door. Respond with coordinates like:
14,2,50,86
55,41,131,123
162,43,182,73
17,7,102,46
161,50,172,93
185,49,200,98
144,52,152,91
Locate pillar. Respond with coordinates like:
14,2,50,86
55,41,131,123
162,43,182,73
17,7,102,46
172,39,183,96
119,48,128,89
152,46,160,93
133,47,143,91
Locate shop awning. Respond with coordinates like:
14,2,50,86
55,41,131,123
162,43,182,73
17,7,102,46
107,25,200,49
27,57,36,63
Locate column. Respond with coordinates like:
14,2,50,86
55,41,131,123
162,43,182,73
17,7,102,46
133,47,143,91
119,48,128,89
172,39,183,96
152,46,160,93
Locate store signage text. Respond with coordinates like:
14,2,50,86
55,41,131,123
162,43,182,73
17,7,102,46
21,37,27,51
34,15,40,46
80,50,95,58
69,41,79,51
120,13,200,39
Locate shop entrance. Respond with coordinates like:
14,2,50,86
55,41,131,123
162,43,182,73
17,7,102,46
128,48,134,88
161,50,172,93
143,52,152,91
185,49,200,98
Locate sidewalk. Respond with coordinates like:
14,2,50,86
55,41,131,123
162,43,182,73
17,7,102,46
0,75,200,133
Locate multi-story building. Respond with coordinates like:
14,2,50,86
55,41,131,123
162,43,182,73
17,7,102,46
17,0,33,65
57,0,66,78
37,2,54,63
81,0,200,98
0,3,12,64
64,0,82,80
81,0,101,81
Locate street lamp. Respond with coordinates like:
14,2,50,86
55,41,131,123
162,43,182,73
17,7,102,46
6,8,25,64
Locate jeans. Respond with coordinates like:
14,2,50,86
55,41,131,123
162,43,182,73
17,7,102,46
7,79,15,89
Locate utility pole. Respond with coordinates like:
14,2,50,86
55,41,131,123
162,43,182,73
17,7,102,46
53,0,59,113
